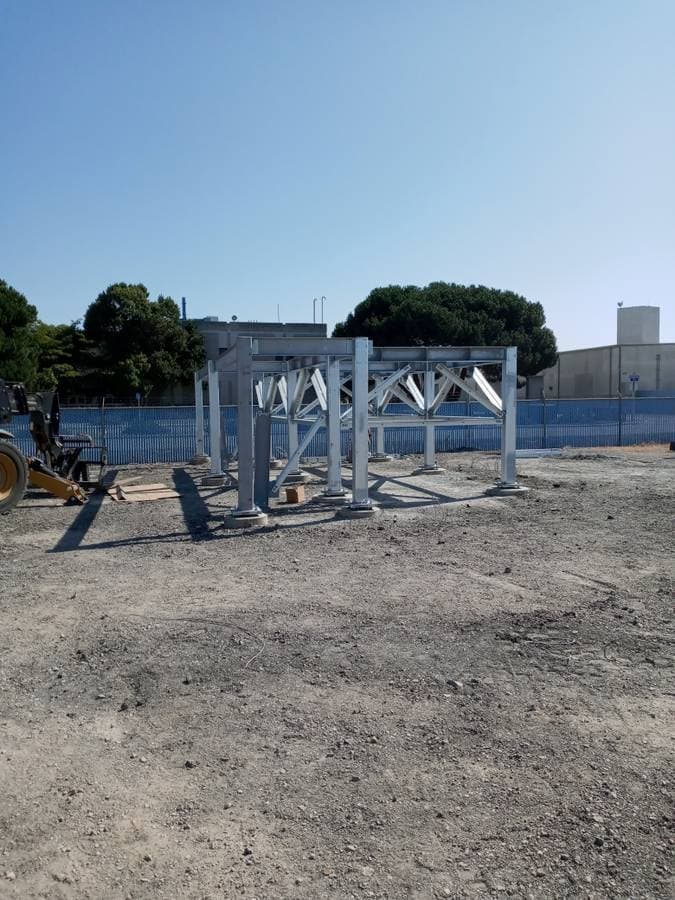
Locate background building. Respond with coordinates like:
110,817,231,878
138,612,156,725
531,305,674,399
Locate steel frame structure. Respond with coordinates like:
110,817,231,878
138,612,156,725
194,337,519,519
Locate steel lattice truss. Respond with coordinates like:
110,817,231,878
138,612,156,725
194,337,519,519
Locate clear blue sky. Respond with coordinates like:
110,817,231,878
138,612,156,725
1,0,673,351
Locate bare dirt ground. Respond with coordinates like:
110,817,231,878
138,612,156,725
0,448,673,900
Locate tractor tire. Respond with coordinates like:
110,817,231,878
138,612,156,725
0,441,28,514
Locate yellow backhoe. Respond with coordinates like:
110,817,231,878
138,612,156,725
0,381,107,514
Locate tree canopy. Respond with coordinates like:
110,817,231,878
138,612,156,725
83,283,204,397
333,282,558,376
0,279,39,383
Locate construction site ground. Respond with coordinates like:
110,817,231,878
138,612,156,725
0,448,673,900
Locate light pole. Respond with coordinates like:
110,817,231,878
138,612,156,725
321,295,326,324
313,297,317,324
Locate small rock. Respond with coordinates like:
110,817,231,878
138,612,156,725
182,676,192,685
607,514,614,520
5,872,16,881
243,847,252,856
184,760,198,769
143,853,152,862
446,679,463,691
119,701,129,712
504,566,512,574
350,775,360,782
140,756,147,764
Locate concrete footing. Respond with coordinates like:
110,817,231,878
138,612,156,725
190,454,211,466
223,511,269,528
317,491,348,505
269,459,285,470
412,465,446,475
485,482,529,496
369,453,393,463
284,472,308,484
202,473,226,486
336,504,379,519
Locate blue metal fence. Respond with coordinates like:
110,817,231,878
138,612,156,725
6,398,675,465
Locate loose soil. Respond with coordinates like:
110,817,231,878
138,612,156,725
0,449,673,899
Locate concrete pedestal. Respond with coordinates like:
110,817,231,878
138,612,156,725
369,453,393,463
317,490,348,505
202,473,226,486
336,504,379,519
412,465,446,476
190,454,211,466
223,511,269,528
485,482,529,496
284,472,308,485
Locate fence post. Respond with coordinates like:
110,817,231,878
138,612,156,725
542,392,547,449
618,393,623,446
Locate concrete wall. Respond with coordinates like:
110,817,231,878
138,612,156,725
157,320,328,405
197,320,328,404
617,306,660,345
538,343,675,398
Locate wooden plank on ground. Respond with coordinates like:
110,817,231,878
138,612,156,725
107,481,180,502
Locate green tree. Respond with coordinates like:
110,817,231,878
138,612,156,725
0,279,38,383
334,282,558,376
83,283,204,398
33,321,90,391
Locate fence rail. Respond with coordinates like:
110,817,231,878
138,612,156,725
6,398,675,466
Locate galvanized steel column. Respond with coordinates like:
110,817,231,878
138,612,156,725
423,367,436,469
207,360,222,475
236,337,256,512
325,357,345,496
500,346,518,487
194,374,205,458
286,369,300,474
350,337,371,508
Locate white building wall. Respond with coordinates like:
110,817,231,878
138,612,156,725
617,306,660,345
539,344,675,398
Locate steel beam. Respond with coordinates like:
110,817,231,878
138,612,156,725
372,346,507,364
271,413,325,494
437,364,502,417
252,337,358,358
